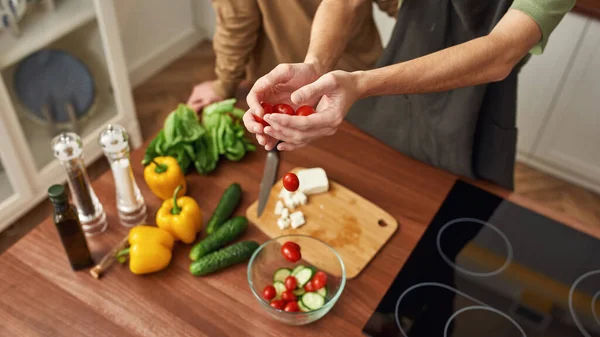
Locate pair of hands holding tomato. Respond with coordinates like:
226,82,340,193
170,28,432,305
243,63,361,151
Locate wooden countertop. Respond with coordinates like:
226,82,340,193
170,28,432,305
0,123,594,337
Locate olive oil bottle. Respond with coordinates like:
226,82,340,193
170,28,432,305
48,184,94,270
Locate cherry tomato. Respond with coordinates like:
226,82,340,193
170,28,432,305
284,301,300,312
314,271,328,286
263,285,276,300
270,299,286,310
283,241,301,251
304,280,315,292
261,102,273,115
252,114,270,127
273,103,295,116
312,277,326,290
284,276,298,291
281,290,297,302
282,173,300,192
281,244,301,263
296,105,315,116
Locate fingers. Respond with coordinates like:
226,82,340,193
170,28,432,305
264,125,335,145
264,136,279,151
247,64,296,114
264,110,339,131
291,73,337,106
277,142,308,152
243,109,264,133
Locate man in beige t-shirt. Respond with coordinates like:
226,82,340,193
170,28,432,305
186,0,397,111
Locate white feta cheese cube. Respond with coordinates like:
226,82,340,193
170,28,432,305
277,217,290,230
292,191,308,206
279,188,293,199
283,195,296,209
274,200,284,215
280,207,289,219
290,211,305,229
297,168,329,195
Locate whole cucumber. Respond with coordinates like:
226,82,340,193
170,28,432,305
189,216,248,261
190,241,259,276
206,183,242,235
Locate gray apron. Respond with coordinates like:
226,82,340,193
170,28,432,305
346,0,520,190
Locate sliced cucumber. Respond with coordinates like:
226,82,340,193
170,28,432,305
291,265,305,276
273,268,292,282
273,281,287,298
317,287,327,298
301,292,325,310
292,288,306,296
293,268,314,287
298,300,310,312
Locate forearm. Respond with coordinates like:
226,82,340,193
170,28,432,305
304,0,367,74
212,0,261,97
356,9,541,97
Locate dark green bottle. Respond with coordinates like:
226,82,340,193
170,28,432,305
48,184,94,270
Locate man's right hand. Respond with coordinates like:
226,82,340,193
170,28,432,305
244,63,322,151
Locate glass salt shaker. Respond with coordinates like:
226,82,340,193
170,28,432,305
98,124,147,227
52,132,107,236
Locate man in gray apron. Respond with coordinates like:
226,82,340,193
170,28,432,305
243,0,574,190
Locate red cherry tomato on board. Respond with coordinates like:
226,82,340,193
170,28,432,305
296,105,315,116
304,280,315,292
261,102,273,115
281,290,297,302
313,271,328,286
284,276,298,291
283,173,300,192
281,243,301,263
263,285,276,300
284,301,300,312
273,103,295,116
270,299,286,310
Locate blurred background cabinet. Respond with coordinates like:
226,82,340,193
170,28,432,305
516,13,600,194
0,0,142,232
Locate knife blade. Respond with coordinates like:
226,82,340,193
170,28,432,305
257,147,280,217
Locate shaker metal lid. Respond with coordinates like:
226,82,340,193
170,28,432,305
51,132,83,161
98,124,129,153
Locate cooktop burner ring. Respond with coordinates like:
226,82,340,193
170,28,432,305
592,291,600,327
394,282,528,337
569,269,600,337
436,217,514,277
443,306,527,337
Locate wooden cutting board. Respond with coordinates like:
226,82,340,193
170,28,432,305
246,168,398,279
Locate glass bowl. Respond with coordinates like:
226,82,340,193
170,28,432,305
247,234,346,325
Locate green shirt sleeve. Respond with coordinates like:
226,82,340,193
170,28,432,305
510,0,576,54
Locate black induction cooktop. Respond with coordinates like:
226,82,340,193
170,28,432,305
363,180,600,337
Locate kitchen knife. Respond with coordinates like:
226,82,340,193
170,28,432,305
257,145,280,217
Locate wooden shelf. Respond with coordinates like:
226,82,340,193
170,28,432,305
0,0,95,70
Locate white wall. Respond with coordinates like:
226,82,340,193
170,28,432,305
372,3,396,47
113,0,206,87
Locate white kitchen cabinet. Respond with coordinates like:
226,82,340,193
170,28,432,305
0,0,141,232
516,12,588,155
526,18,600,193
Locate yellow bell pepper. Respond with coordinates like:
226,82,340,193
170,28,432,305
117,226,175,275
156,185,203,244
144,156,187,200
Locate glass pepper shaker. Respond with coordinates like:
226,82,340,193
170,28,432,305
52,132,107,236
98,124,147,227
